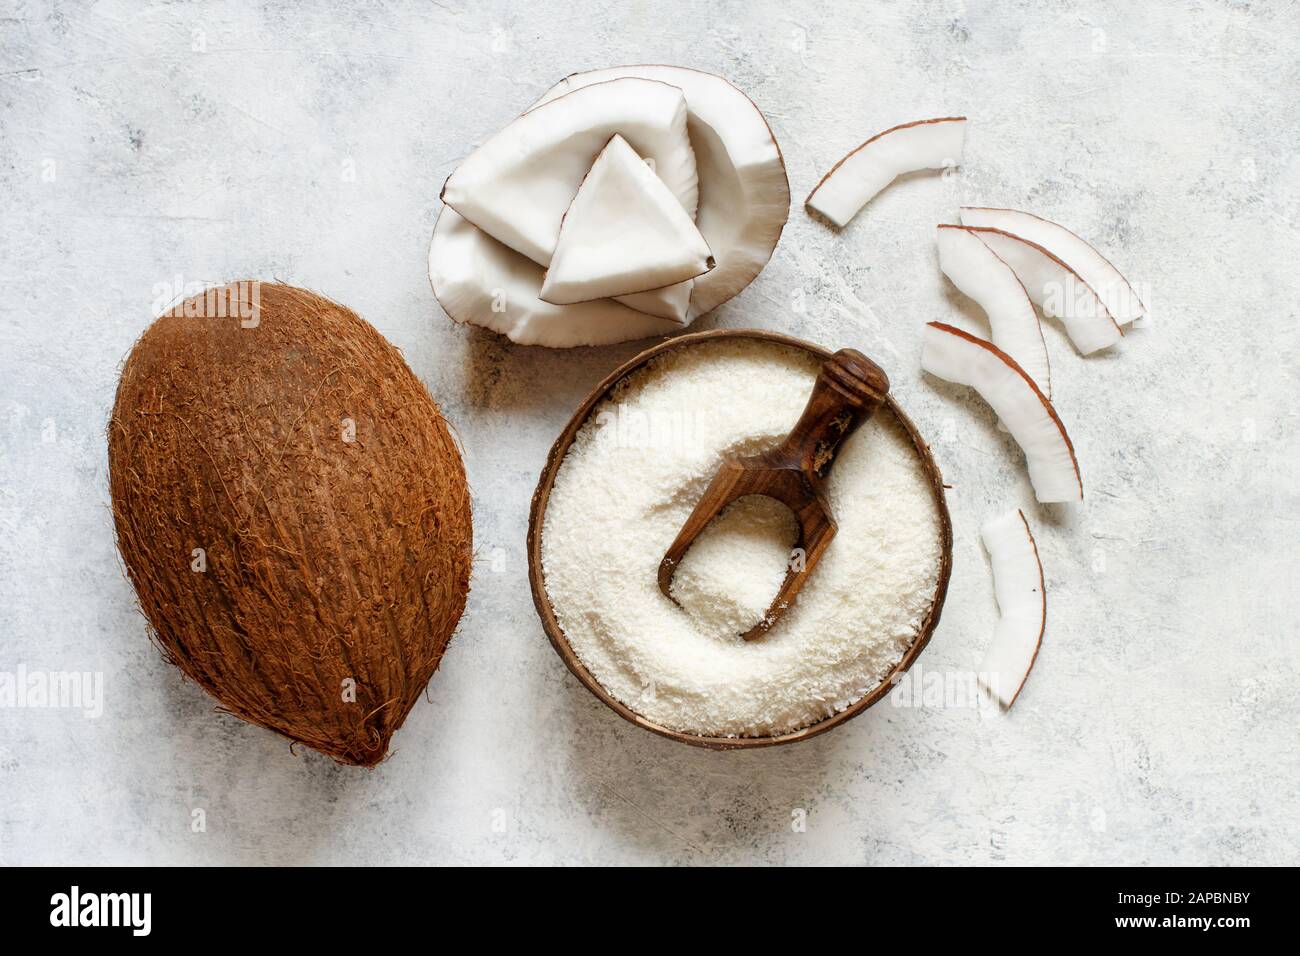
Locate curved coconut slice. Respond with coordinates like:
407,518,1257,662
957,226,1122,355
429,207,680,348
960,206,1145,324
921,322,1082,503
533,65,789,319
806,117,966,228
541,135,713,313
937,224,1051,398
979,509,1045,709
441,77,698,268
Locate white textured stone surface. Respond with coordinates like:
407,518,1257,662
1,0,1296,865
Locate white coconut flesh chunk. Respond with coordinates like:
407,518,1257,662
936,224,1051,399
806,117,966,228
957,226,1122,355
960,206,1145,324
979,508,1046,709
441,77,699,268
429,207,681,348
541,135,713,314
532,65,790,319
921,322,1082,503
608,277,693,322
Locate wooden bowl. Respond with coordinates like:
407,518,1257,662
527,329,953,749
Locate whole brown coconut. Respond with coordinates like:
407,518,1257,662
108,282,472,766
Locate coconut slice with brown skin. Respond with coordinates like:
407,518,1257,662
979,508,1046,708
540,134,713,312
956,225,1123,355
430,207,681,347
806,117,966,228
960,206,1145,324
532,65,790,320
441,77,698,268
937,224,1051,398
921,321,1082,503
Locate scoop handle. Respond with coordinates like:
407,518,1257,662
769,349,890,477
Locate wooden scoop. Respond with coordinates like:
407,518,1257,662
657,349,890,641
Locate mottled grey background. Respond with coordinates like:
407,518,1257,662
1,0,1296,865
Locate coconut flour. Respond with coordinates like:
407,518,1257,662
542,339,944,737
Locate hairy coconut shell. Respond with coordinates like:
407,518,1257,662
108,283,472,766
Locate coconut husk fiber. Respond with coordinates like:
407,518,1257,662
108,282,472,766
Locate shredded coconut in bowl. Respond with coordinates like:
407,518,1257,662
541,339,944,738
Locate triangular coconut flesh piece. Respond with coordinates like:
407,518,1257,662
541,135,714,311
531,66,790,320
441,77,698,268
937,224,1051,398
610,277,693,322
806,117,966,228
960,206,1145,324
429,207,681,348
956,226,1122,355
979,508,1046,709
921,322,1082,503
